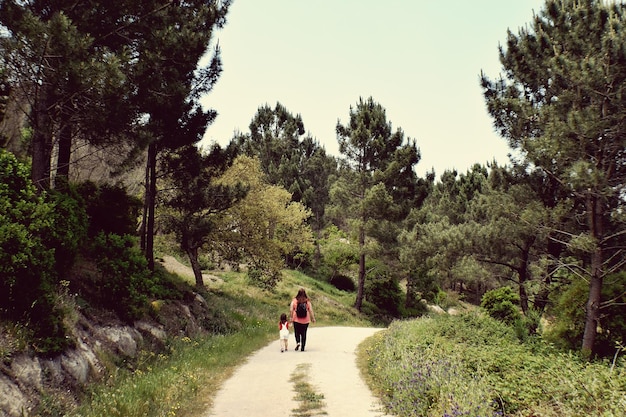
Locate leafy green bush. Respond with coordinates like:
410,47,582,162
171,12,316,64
76,181,142,237
91,233,154,321
365,267,403,317
480,286,521,325
0,150,73,354
0,150,55,319
546,273,626,357
328,274,355,292
46,187,88,275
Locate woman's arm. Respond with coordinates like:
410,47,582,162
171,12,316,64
308,301,316,323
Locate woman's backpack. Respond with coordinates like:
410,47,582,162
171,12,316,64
296,301,308,318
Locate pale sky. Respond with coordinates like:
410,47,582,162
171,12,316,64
200,1,545,177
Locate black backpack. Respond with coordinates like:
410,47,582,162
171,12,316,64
296,301,307,318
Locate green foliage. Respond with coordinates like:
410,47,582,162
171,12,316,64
317,224,358,281
246,263,282,291
481,0,626,353
47,186,89,275
76,181,142,238
481,286,522,325
364,263,403,318
214,155,314,289
0,151,53,311
546,273,626,356
90,233,155,321
0,150,74,354
328,275,355,292
364,313,626,417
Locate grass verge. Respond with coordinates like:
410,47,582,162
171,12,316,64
360,312,626,417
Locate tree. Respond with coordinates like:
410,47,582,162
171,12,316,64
0,1,231,271
234,102,305,193
0,0,138,188
334,97,420,311
161,143,246,287
234,102,337,267
212,156,313,289
481,0,626,355
130,0,230,270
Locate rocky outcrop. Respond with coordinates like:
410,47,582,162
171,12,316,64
0,295,211,417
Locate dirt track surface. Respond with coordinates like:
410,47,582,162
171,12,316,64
203,326,390,417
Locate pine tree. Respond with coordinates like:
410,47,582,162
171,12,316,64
481,0,626,355
334,97,420,311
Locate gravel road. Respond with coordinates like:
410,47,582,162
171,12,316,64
203,326,391,417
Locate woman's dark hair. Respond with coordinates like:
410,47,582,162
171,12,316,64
296,288,309,303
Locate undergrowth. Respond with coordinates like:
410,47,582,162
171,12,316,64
361,312,626,417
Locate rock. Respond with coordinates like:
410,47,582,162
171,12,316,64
135,320,167,342
98,326,142,358
61,349,90,384
427,304,446,315
0,375,31,417
11,355,42,390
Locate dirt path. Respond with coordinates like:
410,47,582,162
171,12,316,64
203,326,390,417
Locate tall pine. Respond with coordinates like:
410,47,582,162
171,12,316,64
334,97,420,311
481,0,626,355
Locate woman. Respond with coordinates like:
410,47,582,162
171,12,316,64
290,288,315,352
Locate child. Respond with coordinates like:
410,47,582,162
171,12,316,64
278,313,290,352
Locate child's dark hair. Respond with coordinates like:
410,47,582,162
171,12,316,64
280,313,287,322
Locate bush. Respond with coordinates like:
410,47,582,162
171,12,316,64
0,150,72,354
0,150,55,319
76,181,142,238
328,274,355,292
365,267,403,317
46,186,88,275
480,286,521,325
90,233,154,321
545,273,626,357
246,257,284,290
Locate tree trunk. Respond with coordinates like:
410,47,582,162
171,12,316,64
313,226,321,269
355,225,365,311
518,236,536,315
186,246,204,288
31,95,52,191
56,120,71,186
582,194,604,356
404,270,419,310
144,142,157,271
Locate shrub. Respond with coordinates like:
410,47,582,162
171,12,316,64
0,150,72,354
76,181,142,238
480,286,521,325
246,258,284,290
46,187,88,275
90,233,154,321
328,274,355,292
545,273,626,357
365,272,403,317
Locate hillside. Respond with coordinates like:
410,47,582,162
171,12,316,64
0,256,372,417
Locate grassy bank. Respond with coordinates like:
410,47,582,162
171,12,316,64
359,313,626,417
67,267,371,417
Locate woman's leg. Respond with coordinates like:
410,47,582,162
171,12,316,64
293,322,303,349
300,323,309,351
